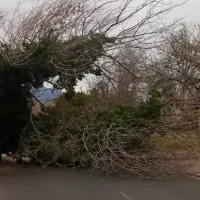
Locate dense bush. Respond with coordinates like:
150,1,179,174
96,89,162,128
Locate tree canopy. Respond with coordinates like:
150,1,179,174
0,31,115,154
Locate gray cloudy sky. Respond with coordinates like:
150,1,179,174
170,0,199,23
0,0,199,22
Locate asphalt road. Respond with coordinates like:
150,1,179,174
1,165,200,200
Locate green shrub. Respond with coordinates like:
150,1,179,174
96,88,163,128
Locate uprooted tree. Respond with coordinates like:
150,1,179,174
0,0,188,177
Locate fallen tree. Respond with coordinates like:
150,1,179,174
18,90,180,179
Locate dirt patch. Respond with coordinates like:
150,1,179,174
0,165,12,174
179,159,200,179
158,149,200,179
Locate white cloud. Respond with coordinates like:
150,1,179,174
43,81,53,89
43,75,60,89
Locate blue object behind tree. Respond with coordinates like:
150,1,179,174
33,87,62,101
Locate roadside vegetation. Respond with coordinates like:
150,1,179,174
1,0,200,179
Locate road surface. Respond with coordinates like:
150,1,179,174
1,165,200,200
